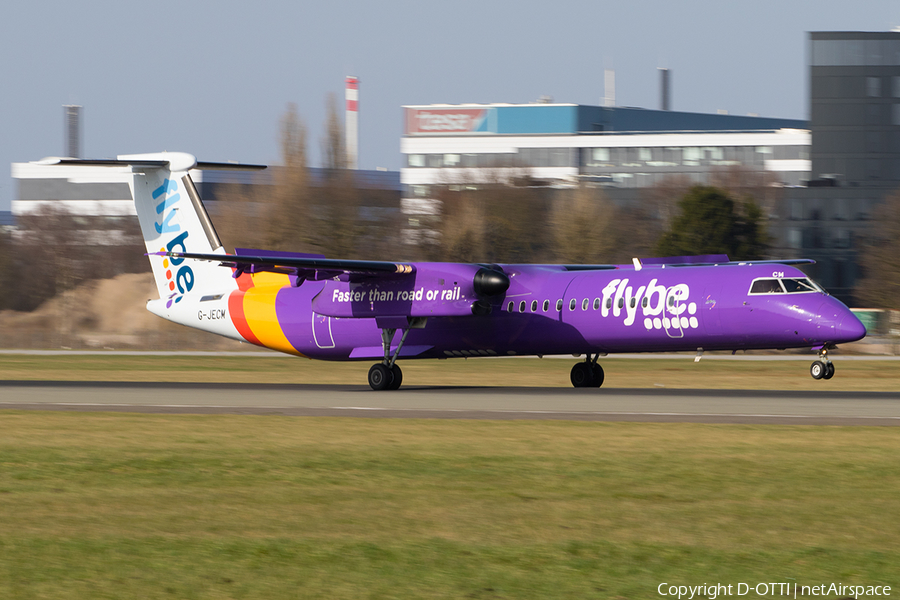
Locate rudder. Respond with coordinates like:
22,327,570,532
123,152,237,307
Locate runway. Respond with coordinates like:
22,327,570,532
1,381,899,425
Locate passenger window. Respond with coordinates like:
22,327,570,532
569,299,577,311
630,297,636,308
507,301,514,312
519,301,526,312
543,299,550,312
642,297,648,308
556,299,563,311
593,298,600,310
606,298,612,309
531,300,538,312
618,298,625,309
582,298,589,311
749,279,784,294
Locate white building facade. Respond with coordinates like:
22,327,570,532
400,103,810,215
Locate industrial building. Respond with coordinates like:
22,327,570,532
400,103,809,203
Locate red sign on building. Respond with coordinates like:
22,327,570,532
405,108,488,134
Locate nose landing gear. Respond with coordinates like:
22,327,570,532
810,346,836,380
571,354,604,388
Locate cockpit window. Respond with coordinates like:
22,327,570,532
749,277,823,295
750,279,784,294
781,278,819,293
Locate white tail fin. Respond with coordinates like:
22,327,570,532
33,152,266,311
120,152,239,307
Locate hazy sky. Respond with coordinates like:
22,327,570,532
3,0,900,211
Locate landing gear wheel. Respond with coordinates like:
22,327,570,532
810,360,826,380
591,363,605,388
389,364,403,390
570,363,591,388
368,363,394,391
823,362,835,380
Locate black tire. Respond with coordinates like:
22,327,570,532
823,362,835,380
810,360,826,380
368,363,394,391
591,363,605,388
389,364,403,390
570,363,591,388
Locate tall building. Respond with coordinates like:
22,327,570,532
768,31,900,301
809,31,900,186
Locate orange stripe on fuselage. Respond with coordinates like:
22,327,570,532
238,272,303,356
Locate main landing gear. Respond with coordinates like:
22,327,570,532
571,354,604,388
368,327,410,391
810,346,836,381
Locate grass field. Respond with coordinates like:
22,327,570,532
0,412,898,599
1,353,899,390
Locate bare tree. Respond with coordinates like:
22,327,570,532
433,188,486,263
321,93,346,171
267,103,312,251
550,185,618,264
215,103,311,253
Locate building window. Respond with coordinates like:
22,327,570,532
443,154,461,167
834,229,851,249
868,77,881,98
407,154,425,167
549,148,572,167
585,147,611,167
683,147,702,166
755,146,773,166
461,154,478,168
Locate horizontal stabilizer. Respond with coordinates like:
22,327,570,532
36,155,266,171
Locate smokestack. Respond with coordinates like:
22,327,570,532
604,69,616,107
659,68,670,111
345,76,359,170
64,105,82,158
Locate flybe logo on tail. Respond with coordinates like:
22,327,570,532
153,179,195,308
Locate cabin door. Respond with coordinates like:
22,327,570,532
312,312,335,349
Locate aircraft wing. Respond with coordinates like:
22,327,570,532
154,251,415,281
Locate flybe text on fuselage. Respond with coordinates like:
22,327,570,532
153,178,195,308
597,277,699,330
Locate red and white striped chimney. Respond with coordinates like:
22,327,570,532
345,76,359,170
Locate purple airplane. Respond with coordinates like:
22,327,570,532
42,153,866,389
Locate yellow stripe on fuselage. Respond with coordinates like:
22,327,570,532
242,273,302,356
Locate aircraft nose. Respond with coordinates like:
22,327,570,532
836,311,867,343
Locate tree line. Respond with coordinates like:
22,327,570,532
23,99,900,315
